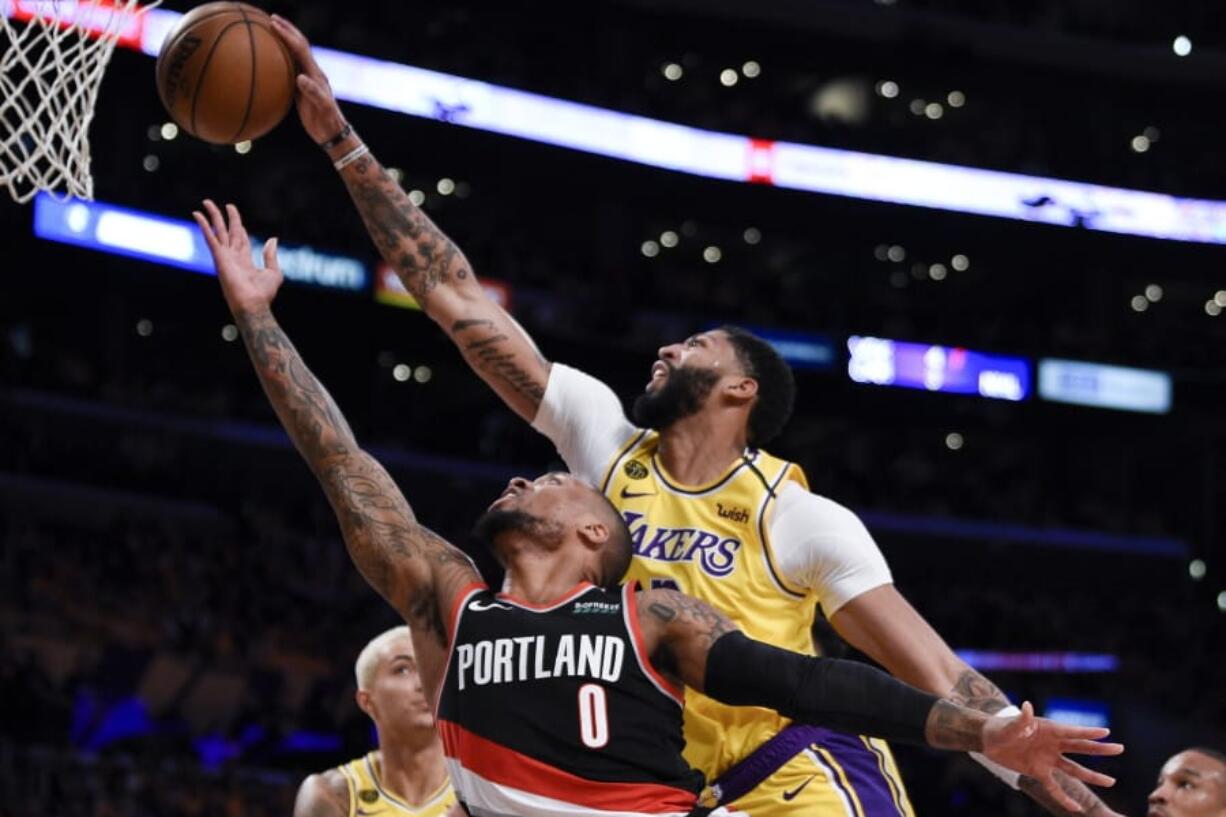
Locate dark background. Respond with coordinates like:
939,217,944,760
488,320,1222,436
2,0,1225,814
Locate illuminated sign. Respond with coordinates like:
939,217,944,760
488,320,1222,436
1039,359,1172,414
957,651,1119,673
1043,698,1111,729
33,193,368,292
11,4,1226,243
848,336,1030,400
750,326,835,371
374,263,510,310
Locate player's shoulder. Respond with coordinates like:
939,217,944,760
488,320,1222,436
294,767,351,817
774,481,867,528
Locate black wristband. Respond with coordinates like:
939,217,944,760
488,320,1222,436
319,123,352,150
704,631,939,745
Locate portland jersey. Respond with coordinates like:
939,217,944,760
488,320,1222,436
602,431,819,780
334,752,457,817
436,581,705,817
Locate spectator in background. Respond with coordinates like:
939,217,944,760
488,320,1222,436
1148,749,1226,817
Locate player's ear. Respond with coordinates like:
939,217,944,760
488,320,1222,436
355,689,374,718
577,518,610,551
725,376,758,403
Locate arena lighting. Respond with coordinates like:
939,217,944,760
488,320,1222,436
956,651,1119,673
32,193,369,292
1038,359,1172,414
12,5,1226,245
747,327,836,371
1043,699,1110,729
847,336,1031,401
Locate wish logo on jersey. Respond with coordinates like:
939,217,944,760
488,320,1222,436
623,511,742,577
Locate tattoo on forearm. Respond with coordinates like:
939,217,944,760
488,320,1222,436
1020,772,1108,817
646,591,736,647
924,700,986,752
450,319,546,406
948,668,1011,715
236,309,356,464
341,154,470,310
236,308,475,642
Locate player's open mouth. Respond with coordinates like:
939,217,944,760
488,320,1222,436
646,360,668,391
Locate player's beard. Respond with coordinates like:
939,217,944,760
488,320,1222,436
471,508,565,563
632,363,720,431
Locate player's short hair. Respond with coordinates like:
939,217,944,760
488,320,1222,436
1190,746,1226,768
719,325,796,446
595,491,633,587
354,625,411,690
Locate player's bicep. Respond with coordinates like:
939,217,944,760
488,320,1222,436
639,589,738,693
830,585,964,694
442,293,551,423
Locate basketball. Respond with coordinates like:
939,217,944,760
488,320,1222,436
155,2,296,145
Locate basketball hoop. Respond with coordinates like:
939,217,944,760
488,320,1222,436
1,0,161,203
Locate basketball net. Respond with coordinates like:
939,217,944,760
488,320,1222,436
0,0,161,203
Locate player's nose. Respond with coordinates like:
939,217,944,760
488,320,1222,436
1147,783,1168,804
658,343,681,362
508,476,532,492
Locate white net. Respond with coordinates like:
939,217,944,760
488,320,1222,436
0,0,160,203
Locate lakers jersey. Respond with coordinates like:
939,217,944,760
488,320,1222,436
335,752,456,817
602,430,818,780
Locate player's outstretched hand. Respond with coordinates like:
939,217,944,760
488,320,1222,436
268,14,346,146
192,200,283,316
981,701,1124,812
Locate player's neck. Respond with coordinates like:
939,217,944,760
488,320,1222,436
502,550,596,605
657,414,747,486
373,737,448,807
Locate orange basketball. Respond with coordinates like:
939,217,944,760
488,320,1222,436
155,2,296,145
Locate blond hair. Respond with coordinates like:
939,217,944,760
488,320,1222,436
354,625,412,690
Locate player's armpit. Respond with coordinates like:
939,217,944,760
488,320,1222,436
293,771,350,817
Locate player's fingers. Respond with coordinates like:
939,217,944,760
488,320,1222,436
1050,723,1111,741
296,74,329,103
1062,739,1124,757
192,211,218,251
270,15,321,75
225,203,246,244
262,238,279,271
202,199,228,244
1057,757,1116,788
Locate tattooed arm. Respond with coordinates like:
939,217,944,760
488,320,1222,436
193,202,481,693
831,586,1126,816
271,16,550,423
635,588,1120,812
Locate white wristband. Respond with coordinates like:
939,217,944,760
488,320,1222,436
333,143,370,171
970,704,1023,789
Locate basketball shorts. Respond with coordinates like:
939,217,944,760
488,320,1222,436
725,730,914,817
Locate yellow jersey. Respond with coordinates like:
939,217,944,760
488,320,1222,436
602,429,818,779
335,752,457,817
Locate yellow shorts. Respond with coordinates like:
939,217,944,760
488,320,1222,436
726,732,914,817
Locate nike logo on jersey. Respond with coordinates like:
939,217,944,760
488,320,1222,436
619,487,656,499
469,600,513,612
782,774,818,801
